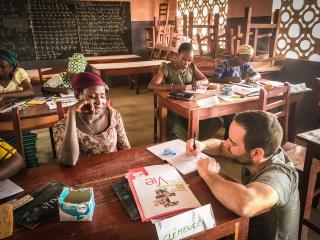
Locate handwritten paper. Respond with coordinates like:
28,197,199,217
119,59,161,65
196,96,219,108
0,179,23,200
155,204,216,240
147,139,208,175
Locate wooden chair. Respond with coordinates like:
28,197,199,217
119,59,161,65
258,83,306,170
144,3,170,50
38,67,68,86
56,101,65,121
242,7,280,63
258,84,320,239
0,107,24,159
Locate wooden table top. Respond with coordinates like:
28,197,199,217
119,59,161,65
297,128,320,145
9,145,245,240
90,60,169,70
155,86,308,120
85,54,141,61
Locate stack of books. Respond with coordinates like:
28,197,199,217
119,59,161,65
3,132,39,168
126,164,201,222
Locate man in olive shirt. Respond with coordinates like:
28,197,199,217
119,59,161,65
186,111,300,240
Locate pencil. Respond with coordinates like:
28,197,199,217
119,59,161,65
193,132,196,150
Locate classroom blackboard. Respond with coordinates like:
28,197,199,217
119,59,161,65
0,0,36,60
0,0,132,60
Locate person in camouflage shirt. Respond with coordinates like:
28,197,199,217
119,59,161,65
42,53,87,94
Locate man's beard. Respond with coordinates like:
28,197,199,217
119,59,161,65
230,152,253,166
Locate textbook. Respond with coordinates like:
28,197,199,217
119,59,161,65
126,164,201,222
231,85,260,97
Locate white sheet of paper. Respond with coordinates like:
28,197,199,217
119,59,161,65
0,179,23,200
46,100,77,110
155,204,216,240
196,96,219,108
147,139,208,175
185,85,207,94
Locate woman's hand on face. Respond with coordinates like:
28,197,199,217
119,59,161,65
72,99,95,115
172,83,186,92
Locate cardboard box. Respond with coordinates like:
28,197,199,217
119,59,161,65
58,187,95,221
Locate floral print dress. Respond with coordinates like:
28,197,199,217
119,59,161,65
53,107,130,159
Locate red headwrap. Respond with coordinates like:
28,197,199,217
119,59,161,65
71,72,106,92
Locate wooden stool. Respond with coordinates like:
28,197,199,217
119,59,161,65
297,129,320,239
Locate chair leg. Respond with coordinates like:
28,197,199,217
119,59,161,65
49,127,56,159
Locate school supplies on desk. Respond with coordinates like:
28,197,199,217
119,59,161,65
168,91,194,101
126,164,201,222
147,139,209,175
111,178,140,220
0,179,23,200
14,181,64,229
232,85,260,97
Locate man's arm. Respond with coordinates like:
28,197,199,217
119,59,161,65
0,152,25,180
197,157,279,217
186,138,231,157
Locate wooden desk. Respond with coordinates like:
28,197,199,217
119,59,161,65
91,60,169,94
0,104,59,132
296,129,320,236
85,54,141,64
155,88,307,142
9,145,249,240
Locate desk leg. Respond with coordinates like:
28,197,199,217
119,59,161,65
235,218,249,240
128,75,133,89
135,75,139,94
188,110,199,139
49,127,56,159
298,142,316,238
159,104,168,142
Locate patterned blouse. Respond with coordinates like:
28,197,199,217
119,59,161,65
53,107,131,160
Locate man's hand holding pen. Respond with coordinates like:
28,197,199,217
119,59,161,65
186,138,206,156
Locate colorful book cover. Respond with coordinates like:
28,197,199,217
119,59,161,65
126,164,201,222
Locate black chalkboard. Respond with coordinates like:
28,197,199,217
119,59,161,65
0,0,132,60
0,0,36,60
29,0,132,60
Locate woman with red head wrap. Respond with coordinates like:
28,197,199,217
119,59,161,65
53,72,130,166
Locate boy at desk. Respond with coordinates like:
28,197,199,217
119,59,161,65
212,45,261,84
148,42,223,141
0,138,25,180
0,49,34,100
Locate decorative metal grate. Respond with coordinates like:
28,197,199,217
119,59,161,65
176,0,228,41
276,0,320,61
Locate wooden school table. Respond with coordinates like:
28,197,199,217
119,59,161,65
85,54,141,64
154,87,308,142
8,145,249,240
90,60,169,94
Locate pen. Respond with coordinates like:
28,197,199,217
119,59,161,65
230,95,244,99
193,132,196,150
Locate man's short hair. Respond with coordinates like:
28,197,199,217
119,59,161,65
234,110,283,157
178,42,193,54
